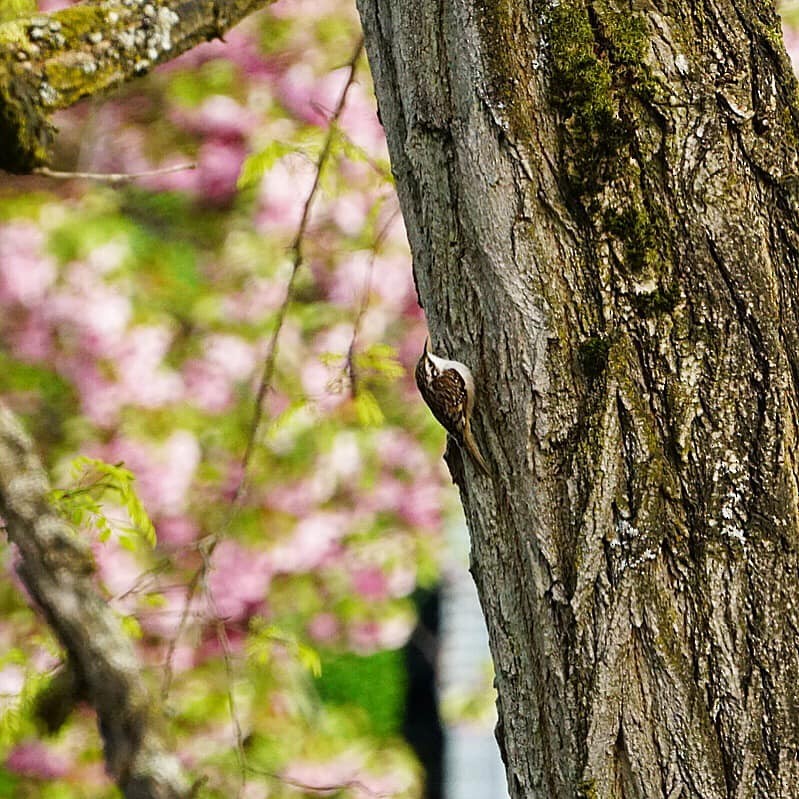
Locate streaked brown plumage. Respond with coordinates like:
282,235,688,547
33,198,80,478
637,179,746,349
415,338,489,475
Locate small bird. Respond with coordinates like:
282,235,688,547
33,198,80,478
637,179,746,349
415,337,490,475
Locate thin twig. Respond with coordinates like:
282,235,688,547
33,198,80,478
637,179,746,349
34,163,197,185
200,545,248,798
160,36,366,707
346,204,401,397
236,35,365,499
245,764,394,798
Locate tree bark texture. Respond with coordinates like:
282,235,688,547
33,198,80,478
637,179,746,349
0,0,271,173
0,404,192,799
357,0,799,796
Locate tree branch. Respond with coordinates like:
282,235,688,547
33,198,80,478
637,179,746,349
0,403,192,799
0,0,273,173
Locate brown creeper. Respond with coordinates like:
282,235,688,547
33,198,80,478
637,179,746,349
415,337,490,475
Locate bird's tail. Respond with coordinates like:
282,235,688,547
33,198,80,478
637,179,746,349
463,421,490,476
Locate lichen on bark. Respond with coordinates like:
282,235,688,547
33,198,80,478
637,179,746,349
358,0,799,795
0,0,273,172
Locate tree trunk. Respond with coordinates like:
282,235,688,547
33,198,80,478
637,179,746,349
356,0,799,796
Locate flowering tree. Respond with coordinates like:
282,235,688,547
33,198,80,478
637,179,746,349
0,1,454,797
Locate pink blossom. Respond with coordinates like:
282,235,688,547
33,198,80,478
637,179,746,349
141,156,200,195
223,277,288,322
47,265,132,355
6,741,71,779
398,480,442,530
350,566,388,601
62,359,121,427
164,27,274,78
348,615,414,653
156,515,199,547
204,334,257,382
387,565,416,598
363,475,404,514
183,357,234,413
271,512,349,572
208,540,272,621
377,429,429,473
277,64,349,127
0,222,56,306
172,95,258,141
140,588,199,639
196,139,248,206
328,250,371,307
86,240,128,274
300,358,346,411
307,612,340,643
114,325,183,408
0,665,24,697
338,82,390,160
282,750,366,792
256,154,317,232
330,193,371,236
102,431,200,516
9,311,54,361
94,538,141,599
370,252,415,310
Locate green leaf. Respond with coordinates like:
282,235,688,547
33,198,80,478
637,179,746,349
237,141,298,190
354,389,384,427
49,457,156,547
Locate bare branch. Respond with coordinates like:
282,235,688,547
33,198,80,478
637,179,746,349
0,403,192,799
34,162,197,183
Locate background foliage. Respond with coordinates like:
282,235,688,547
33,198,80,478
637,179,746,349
0,0,453,795
4,1,799,797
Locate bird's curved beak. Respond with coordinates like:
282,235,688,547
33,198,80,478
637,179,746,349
423,336,430,355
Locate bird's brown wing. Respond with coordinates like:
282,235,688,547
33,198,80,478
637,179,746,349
418,367,467,442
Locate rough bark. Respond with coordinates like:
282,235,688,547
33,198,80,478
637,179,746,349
0,0,272,173
0,404,192,799
357,0,799,796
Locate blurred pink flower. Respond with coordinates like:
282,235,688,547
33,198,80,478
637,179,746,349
208,540,272,621
0,222,56,307
271,512,349,572
783,25,799,74
196,139,248,206
256,154,317,232
165,27,274,78
140,587,200,639
277,64,349,127
204,333,257,382
223,277,288,322
338,82,390,160
349,615,414,653
184,357,235,413
102,431,201,516
377,429,429,473
328,250,371,307
350,566,388,601
307,612,340,643
399,480,442,530
330,193,371,236
6,741,71,779
0,665,24,697
370,253,415,310
114,325,183,408
282,750,365,792
156,515,199,547
387,565,416,598
364,475,404,514
94,539,141,599
172,95,258,141
9,312,54,362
